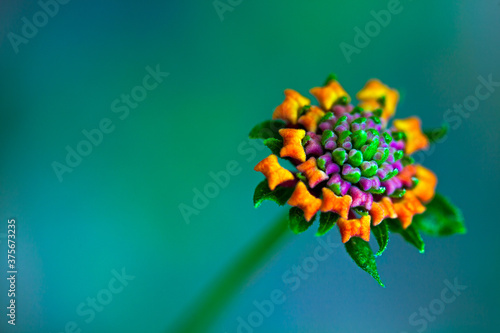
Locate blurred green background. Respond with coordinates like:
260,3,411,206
0,0,499,332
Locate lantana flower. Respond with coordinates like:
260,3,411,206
250,75,466,285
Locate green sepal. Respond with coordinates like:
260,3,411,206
424,125,448,144
375,148,390,166
386,219,425,253
370,116,381,124
324,73,337,85
263,138,283,156
249,120,286,140
316,212,339,236
389,188,406,198
319,112,334,123
321,130,335,146
335,115,348,127
345,238,384,287
372,108,383,117
300,105,311,116
368,186,386,195
289,207,316,234
401,156,415,166
412,193,466,236
381,168,398,182
371,220,389,256
363,138,379,160
351,106,364,114
352,130,368,150
392,131,406,141
352,207,369,216
382,132,393,144
253,180,294,208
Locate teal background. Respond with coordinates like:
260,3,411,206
1,0,499,332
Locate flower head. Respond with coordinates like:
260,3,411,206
250,75,465,285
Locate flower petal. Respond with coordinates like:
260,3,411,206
297,157,328,188
412,165,437,203
272,89,310,124
393,190,426,229
310,80,350,110
356,79,399,120
393,117,429,155
369,197,397,226
337,215,371,243
287,181,322,221
279,128,306,162
320,188,352,219
254,154,295,191
298,106,325,132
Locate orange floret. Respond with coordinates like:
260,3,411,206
272,89,310,124
397,165,417,187
287,181,322,221
310,80,350,110
297,106,325,132
412,165,437,203
337,215,371,243
393,190,426,229
279,128,306,162
296,157,328,188
393,117,429,155
356,79,399,121
254,154,295,191
320,188,352,219
369,197,397,226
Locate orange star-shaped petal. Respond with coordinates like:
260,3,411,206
279,128,306,162
254,154,295,191
287,181,322,221
356,79,399,121
284,89,310,107
369,197,397,226
272,89,310,124
297,106,325,132
412,165,437,203
310,80,350,110
393,190,426,229
320,188,352,219
296,157,328,188
397,165,417,187
337,215,371,243
393,117,429,155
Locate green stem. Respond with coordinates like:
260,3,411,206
170,213,291,333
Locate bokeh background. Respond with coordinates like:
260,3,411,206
1,0,499,332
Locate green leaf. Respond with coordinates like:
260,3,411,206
263,138,283,155
345,238,384,287
412,193,466,236
371,221,389,256
289,207,315,234
249,120,286,140
316,212,339,236
424,125,448,143
253,180,294,208
387,219,425,253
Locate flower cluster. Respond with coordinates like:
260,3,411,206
253,75,436,244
